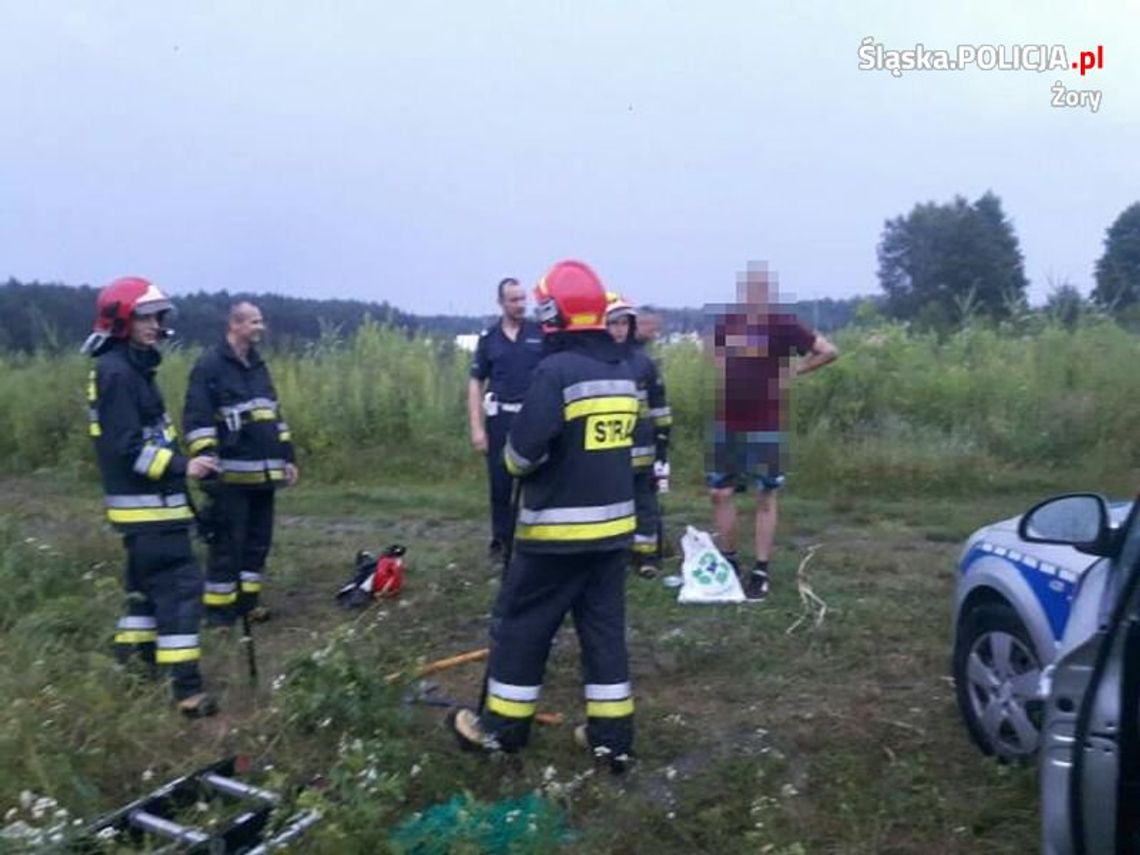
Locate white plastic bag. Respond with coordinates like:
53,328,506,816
677,525,745,604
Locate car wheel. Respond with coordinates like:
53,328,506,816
953,601,1045,761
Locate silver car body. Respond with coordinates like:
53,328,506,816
955,503,1133,681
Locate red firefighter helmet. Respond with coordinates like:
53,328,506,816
533,260,608,333
81,276,175,355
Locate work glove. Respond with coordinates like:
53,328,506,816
653,460,670,494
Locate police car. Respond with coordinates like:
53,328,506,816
952,494,1135,761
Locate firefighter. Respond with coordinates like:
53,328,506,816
449,260,639,772
467,278,545,563
82,276,220,717
605,295,672,578
183,302,298,626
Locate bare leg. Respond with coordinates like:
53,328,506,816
754,490,778,563
710,488,737,553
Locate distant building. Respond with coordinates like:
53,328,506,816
454,333,480,353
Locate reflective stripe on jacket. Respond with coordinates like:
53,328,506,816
504,333,637,554
626,343,670,469
183,342,294,488
89,342,193,533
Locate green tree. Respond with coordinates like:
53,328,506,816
877,191,1028,329
1044,280,1086,330
1092,201,1140,312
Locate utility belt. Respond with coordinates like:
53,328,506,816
217,399,279,436
483,392,523,417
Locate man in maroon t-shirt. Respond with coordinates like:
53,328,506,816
705,267,838,601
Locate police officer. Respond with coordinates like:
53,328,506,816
449,260,639,772
82,276,220,717
466,278,544,562
183,302,298,626
605,295,672,578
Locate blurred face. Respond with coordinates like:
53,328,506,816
128,313,161,348
737,273,772,319
607,315,631,344
499,283,527,321
636,311,659,342
230,304,265,346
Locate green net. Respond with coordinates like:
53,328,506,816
390,792,573,854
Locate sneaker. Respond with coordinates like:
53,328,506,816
447,708,501,753
743,570,770,602
635,562,658,580
177,693,219,719
573,724,634,774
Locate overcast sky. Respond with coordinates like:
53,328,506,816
1,1,1135,315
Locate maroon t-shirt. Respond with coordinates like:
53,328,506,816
715,312,816,432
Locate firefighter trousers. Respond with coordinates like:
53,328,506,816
632,469,660,563
113,529,205,701
485,410,517,547
481,548,633,754
202,486,275,623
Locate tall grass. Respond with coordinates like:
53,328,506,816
1,318,1136,494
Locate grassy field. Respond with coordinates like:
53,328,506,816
2,318,1137,851
1,464,1077,854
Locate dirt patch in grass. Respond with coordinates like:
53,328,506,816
1,477,1040,852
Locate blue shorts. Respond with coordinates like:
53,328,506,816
704,427,787,493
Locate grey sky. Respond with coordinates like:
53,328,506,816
1,1,1135,315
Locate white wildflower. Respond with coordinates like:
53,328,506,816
409,764,421,778
19,791,34,810
664,766,677,781
142,769,155,782
542,765,557,782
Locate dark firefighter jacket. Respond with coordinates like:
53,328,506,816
183,342,294,488
503,332,638,554
626,342,672,470
87,341,194,533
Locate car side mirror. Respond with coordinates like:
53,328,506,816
1018,493,1113,557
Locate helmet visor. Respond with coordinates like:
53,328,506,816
133,298,175,318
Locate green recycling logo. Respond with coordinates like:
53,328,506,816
693,552,729,586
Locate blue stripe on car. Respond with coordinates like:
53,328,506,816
960,543,1076,641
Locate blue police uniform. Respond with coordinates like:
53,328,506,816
469,319,544,549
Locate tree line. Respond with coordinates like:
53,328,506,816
878,195,1140,331
0,281,865,354
2,196,1135,352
